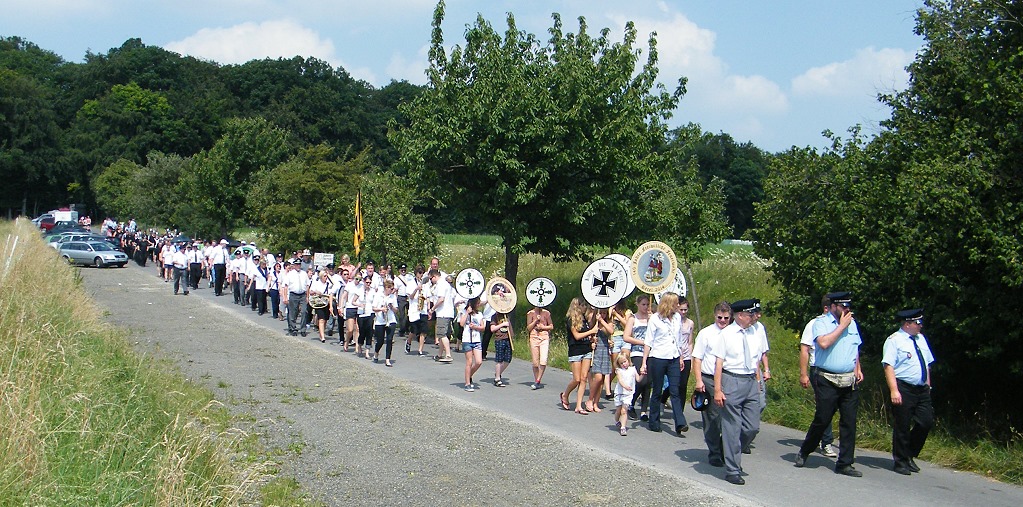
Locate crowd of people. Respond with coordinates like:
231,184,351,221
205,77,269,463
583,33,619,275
95,221,936,486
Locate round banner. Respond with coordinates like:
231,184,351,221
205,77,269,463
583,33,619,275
581,257,630,309
655,268,689,303
603,253,636,298
454,268,485,299
525,277,557,308
485,277,517,314
630,241,677,294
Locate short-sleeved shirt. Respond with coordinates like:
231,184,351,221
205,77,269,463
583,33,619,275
709,322,765,375
812,313,861,374
432,278,455,318
693,323,728,375
882,329,934,385
799,313,829,366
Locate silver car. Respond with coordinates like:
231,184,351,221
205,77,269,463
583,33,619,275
59,241,129,268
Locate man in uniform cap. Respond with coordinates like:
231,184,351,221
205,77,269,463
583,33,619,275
794,291,864,477
709,298,766,485
883,308,935,475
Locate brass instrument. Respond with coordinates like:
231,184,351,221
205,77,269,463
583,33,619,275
309,294,329,309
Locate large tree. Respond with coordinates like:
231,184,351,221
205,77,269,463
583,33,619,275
753,0,1023,435
391,1,694,286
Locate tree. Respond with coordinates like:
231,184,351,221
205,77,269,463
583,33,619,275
180,117,294,238
391,0,690,286
91,158,140,219
357,172,439,267
752,0,1023,436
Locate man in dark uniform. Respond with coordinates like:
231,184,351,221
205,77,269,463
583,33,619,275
883,308,935,475
793,291,864,477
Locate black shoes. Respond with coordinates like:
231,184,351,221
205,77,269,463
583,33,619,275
835,465,863,477
675,424,689,435
894,465,912,476
709,456,724,467
907,458,921,473
724,474,745,485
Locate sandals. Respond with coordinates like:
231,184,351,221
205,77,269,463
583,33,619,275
585,402,602,413
575,408,590,415
560,392,570,411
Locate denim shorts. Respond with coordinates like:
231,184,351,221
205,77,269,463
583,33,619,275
462,341,482,353
568,352,593,363
611,334,626,354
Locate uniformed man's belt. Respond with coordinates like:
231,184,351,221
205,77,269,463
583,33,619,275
290,292,305,296
723,370,755,377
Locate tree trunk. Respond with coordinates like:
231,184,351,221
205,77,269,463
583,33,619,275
503,242,519,291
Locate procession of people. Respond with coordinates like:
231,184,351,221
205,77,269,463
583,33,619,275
94,222,936,486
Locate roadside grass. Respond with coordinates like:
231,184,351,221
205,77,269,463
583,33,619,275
0,219,315,505
439,233,1023,485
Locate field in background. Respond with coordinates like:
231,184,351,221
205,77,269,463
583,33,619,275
439,233,1022,485
0,219,313,506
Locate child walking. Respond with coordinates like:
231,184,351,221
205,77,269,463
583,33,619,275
491,313,513,386
614,354,643,436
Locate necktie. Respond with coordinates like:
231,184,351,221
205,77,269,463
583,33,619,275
911,335,927,385
742,328,751,372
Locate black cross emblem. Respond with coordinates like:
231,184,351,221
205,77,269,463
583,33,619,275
529,280,555,305
458,272,482,294
591,270,617,297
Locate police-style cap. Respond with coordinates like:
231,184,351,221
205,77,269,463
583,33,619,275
827,291,853,306
897,308,924,321
731,299,760,313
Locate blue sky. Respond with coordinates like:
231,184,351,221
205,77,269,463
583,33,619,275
1,0,924,152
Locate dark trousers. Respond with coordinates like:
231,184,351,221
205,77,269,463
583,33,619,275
173,267,189,294
374,323,396,359
214,264,226,295
701,373,723,461
799,372,859,468
269,289,281,318
630,355,651,412
480,320,493,357
646,356,687,430
358,316,374,347
254,289,267,314
891,381,934,467
810,366,836,446
396,296,408,335
189,263,202,289
232,277,243,304
662,359,692,407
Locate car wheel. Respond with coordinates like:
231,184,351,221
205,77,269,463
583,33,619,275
94,257,104,268
118,263,127,268
62,255,74,265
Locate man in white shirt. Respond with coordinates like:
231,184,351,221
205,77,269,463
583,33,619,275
211,239,228,295
282,261,310,336
430,269,454,362
171,246,189,296
710,299,766,486
692,301,733,468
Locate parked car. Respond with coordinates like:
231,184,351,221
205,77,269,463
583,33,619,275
37,215,57,231
48,221,87,235
49,234,110,249
58,241,128,268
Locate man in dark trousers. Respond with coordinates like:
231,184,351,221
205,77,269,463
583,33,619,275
882,308,935,475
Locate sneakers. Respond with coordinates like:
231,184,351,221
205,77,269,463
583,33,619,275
794,453,807,468
405,341,411,353
820,443,838,458
530,382,539,390
494,379,508,387
463,384,475,392
620,427,628,436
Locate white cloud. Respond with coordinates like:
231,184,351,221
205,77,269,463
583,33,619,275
385,44,430,85
165,19,339,66
619,12,788,116
792,46,914,98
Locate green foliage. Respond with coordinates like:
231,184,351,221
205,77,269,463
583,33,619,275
91,158,140,219
753,0,1023,436
358,172,439,267
392,1,718,286
182,117,294,237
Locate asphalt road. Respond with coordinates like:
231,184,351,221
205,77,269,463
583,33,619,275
80,263,1022,506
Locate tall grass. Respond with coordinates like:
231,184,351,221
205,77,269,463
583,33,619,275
439,234,1023,484
0,219,269,505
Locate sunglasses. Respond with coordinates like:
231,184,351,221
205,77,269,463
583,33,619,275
715,316,731,321
909,318,924,325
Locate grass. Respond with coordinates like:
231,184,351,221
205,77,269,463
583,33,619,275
0,219,317,505
438,233,1023,485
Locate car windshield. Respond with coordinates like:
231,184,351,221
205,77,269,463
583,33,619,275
90,242,116,251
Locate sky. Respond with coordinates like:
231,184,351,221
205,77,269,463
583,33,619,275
1,0,925,152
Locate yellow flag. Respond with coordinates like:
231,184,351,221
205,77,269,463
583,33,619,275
354,191,365,257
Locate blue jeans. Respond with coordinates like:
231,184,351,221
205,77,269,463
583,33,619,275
646,356,686,430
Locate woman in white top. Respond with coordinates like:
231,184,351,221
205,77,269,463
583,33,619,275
343,273,362,353
459,297,486,391
639,292,689,435
623,294,653,420
372,280,398,366
308,270,332,343
248,257,270,316
356,274,376,359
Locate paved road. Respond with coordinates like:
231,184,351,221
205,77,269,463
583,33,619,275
81,264,1022,506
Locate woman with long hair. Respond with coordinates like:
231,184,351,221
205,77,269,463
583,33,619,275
561,298,598,415
640,292,688,434
459,297,486,391
308,270,332,343
586,308,615,413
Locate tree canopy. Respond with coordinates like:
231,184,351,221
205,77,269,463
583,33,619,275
391,0,725,285
752,0,1023,436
